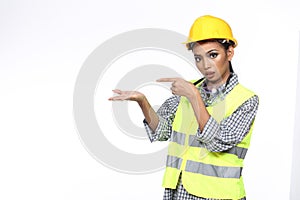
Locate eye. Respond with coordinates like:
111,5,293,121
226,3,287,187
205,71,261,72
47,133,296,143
194,56,201,62
209,52,218,59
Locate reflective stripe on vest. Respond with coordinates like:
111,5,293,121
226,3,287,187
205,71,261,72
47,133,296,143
166,155,242,178
185,160,242,179
172,132,249,159
171,131,186,145
166,155,182,169
189,135,248,159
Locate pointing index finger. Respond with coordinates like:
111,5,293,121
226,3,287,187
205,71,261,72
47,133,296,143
156,78,178,82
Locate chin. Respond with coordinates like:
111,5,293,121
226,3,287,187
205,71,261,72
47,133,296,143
206,77,222,85
205,77,216,82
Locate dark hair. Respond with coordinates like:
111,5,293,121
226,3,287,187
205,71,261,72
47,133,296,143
216,39,235,50
188,39,235,50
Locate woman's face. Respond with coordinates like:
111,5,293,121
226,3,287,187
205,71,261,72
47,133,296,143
193,41,234,87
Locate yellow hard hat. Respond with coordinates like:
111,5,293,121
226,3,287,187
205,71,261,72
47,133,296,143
184,15,238,48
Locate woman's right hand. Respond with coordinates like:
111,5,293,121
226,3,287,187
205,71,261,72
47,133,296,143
108,89,146,103
108,89,159,131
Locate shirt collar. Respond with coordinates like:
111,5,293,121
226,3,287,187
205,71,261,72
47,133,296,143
199,73,239,94
198,73,239,106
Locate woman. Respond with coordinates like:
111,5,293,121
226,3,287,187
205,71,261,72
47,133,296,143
109,15,259,200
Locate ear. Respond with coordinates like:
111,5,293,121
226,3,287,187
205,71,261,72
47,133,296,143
227,46,234,61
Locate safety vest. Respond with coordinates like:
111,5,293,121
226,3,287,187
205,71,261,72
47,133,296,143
162,83,256,199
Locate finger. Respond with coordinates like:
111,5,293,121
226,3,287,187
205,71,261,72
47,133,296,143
112,89,122,94
156,78,178,82
108,96,126,101
170,86,178,93
109,90,125,101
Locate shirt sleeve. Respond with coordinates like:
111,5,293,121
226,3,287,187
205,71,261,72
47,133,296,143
143,95,180,142
196,95,259,152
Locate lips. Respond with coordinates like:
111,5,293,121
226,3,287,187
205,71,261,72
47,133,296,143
205,71,215,78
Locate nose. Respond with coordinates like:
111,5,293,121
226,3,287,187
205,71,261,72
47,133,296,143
202,58,212,70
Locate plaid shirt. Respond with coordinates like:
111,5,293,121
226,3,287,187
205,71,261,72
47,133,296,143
144,73,259,152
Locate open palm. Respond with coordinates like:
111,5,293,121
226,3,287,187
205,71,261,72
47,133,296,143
108,89,145,102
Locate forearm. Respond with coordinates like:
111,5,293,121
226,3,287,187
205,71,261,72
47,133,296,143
187,88,210,132
138,97,159,132
144,95,180,142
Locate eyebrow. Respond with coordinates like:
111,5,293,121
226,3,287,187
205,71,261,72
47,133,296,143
194,49,218,56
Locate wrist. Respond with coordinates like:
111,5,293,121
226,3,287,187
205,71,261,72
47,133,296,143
187,87,199,101
137,95,147,106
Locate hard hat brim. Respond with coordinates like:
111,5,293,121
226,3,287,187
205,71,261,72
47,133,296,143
182,37,238,49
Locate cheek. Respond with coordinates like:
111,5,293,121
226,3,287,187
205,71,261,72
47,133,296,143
196,58,218,70
195,62,201,68
214,57,227,71
195,62,205,73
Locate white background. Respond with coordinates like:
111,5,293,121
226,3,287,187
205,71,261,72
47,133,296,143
1,0,300,199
